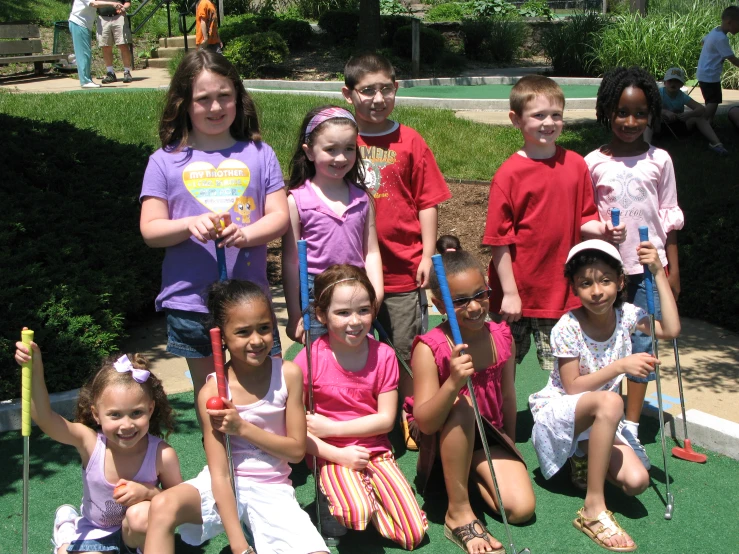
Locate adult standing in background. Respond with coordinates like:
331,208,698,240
98,0,134,84
68,0,124,88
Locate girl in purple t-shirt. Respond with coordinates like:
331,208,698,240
14,342,182,554
282,105,383,344
139,50,289,410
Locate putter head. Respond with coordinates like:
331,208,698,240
664,493,674,520
518,549,532,554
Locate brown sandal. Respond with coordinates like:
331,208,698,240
444,518,505,554
573,508,637,552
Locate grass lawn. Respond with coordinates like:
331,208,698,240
1,338,737,554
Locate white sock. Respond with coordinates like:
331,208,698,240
124,67,131,72
106,66,114,73
623,420,639,436
574,446,585,458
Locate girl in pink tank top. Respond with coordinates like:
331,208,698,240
409,236,535,554
13,342,182,554
144,280,328,554
282,105,384,344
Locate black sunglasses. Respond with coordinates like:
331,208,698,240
451,288,492,308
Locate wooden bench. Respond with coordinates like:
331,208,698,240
0,22,68,75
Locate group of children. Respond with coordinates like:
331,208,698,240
16,40,710,553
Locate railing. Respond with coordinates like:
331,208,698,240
128,0,174,37
178,0,198,52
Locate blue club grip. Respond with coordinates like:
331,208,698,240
431,255,464,347
638,226,655,315
215,240,228,282
297,240,311,333
611,208,620,227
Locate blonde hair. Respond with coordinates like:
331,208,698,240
510,75,565,116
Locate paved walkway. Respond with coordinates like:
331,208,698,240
0,66,171,92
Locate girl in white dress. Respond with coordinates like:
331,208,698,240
529,239,680,552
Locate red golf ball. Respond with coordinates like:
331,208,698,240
206,397,225,410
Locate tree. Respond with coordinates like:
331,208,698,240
358,0,381,51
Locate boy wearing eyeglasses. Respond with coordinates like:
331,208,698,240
483,75,624,373
342,53,451,451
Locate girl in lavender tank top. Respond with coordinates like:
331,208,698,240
282,105,384,344
13,342,182,554
145,281,328,554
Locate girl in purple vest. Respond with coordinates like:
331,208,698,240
282,105,383,343
14,339,182,554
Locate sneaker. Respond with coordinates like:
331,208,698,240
618,420,651,470
318,491,347,546
569,455,588,491
709,143,729,155
123,70,133,83
52,504,79,548
81,82,101,89
101,71,117,84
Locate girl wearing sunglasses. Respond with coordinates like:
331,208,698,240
406,235,535,554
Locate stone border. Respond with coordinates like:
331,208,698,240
0,388,79,433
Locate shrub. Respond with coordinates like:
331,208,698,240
269,18,313,49
392,25,446,64
518,0,552,20
540,13,608,76
380,14,413,47
224,32,290,78
296,0,358,20
219,14,260,44
380,0,412,16
592,8,718,81
461,17,525,63
470,0,516,18
318,9,360,44
425,3,471,22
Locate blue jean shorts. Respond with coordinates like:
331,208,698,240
626,273,661,383
67,528,135,552
304,273,328,338
166,309,282,358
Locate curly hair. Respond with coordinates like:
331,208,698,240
287,105,367,191
564,250,626,308
75,353,175,439
428,235,487,301
159,49,261,151
595,66,661,129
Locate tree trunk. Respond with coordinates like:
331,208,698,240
358,0,381,52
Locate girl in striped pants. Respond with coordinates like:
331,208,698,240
294,264,428,549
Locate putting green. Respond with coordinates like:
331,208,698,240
396,84,598,99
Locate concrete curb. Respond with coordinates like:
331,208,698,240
0,388,79,433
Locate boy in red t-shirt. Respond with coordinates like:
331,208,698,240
342,53,451,449
483,75,625,372
195,0,222,53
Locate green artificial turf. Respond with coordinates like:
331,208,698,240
1,326,737,553
396,84,599,100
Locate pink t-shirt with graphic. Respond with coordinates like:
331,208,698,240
585,145,684,275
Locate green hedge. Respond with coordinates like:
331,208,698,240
223,32,290,78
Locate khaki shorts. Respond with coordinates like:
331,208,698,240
96,14,132,46
508,316,557,371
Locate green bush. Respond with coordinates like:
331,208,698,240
425,2,472,22
392,25,446,64
540,14,608,76
167,50,185,77
519,0,552,20
380,0,412,16
219,14,260,44
380,15,414,47
592,8,723,82
295,0,358,20
224,32,290,78
470,0,516,18
318,9,360,44
461,17,525,63
269,18,313,49
0,113,161,400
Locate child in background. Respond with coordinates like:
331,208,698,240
139,50,289,414
195,0,222,53
529,240,680,552
342,52,452,451
644,67,725,151
696,5,739,153
14,340,182,554
295,265,428,549
282,105,383,343
145,280,328,554
586,66,685,470
409,236,535,554
483,75,625,374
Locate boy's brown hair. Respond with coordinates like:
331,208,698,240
509,75,565,116
344,52,396,90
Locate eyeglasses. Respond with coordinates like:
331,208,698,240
451,288,492,309
355,85,396,99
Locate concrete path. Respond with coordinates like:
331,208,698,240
0,66,171,93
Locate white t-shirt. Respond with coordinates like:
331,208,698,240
69,0,96,30
697,27,735,82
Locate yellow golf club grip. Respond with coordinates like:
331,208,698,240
21,329,34,437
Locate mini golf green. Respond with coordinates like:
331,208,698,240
396,84,598,99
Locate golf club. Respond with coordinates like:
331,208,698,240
21,329,33,554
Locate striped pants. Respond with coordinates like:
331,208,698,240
319,451,428,550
